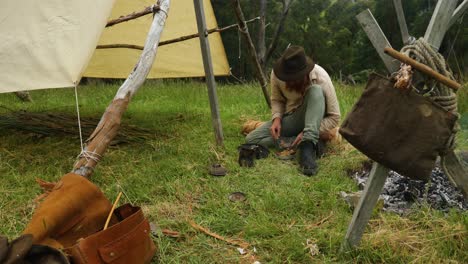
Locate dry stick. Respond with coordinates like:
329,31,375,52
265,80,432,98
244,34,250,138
160,16,259,46
106,5,160,28
72,0,170,178
307,212,333,229
161,229,181,238
384,47,461,90
232,0,271,108
103,192,123,230
189,220,250,248
97,44,144,50
96,17,260,51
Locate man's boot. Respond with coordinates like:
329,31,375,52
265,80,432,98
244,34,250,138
298,141,318,176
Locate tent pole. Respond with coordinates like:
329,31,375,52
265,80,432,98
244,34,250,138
72,0,170,178
193,0,224,146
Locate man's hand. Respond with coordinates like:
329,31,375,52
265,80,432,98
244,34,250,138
270,117,281,140
292,131,304,147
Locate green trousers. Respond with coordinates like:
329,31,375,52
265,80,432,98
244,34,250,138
246,84,325,147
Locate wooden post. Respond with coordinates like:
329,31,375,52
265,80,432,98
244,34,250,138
232,0,271,109
342,9,400,250
342,163,390,250
356,9,399,73
193,0,224,146
424,0,458,51
442,151,468,197
448,0,468,28
72,0,170,178
392,0,411,44
423,0,468,198
344,3,468,250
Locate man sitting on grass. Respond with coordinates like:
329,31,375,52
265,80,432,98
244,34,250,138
243,45,340,176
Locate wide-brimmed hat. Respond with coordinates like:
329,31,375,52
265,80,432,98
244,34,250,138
273,45,315,81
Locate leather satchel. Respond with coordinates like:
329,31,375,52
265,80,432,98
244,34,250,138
66,204,156,264
339,73,457,180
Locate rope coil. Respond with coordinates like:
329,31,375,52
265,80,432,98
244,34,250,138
399,38,458,114
397,38,459,151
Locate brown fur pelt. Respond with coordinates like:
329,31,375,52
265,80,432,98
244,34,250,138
320,127,342,144
241,120,265,135
394,64,413,89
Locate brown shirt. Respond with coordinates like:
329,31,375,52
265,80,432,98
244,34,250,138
270,64,341,134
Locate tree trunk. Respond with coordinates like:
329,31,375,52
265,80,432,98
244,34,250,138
72,0,170,178
264,0,293,68
257,0,267,68
232,0,271,108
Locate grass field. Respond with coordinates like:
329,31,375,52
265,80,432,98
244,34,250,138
0,80,467,263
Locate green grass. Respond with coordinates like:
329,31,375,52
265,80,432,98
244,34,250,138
0,81,467,263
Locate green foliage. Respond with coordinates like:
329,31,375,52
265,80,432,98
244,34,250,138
0,81,466,263
212,0,467,80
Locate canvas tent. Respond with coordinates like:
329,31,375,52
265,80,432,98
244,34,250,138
0,0,229,93
84,0,230,79
0,0,115,93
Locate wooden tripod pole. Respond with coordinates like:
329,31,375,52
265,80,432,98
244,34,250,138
193,0,224,146
72,0,170,178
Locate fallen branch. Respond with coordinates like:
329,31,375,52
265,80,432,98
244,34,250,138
189,220,250,248
96,17,260,51
162,229,181,238
306,212,333,230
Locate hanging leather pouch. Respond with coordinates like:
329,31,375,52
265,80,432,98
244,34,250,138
339,73,457,180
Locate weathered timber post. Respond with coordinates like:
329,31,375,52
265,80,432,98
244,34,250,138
448,0,468,27
392,0,412,44
72,0,170,178
342,10,399,251
193,0,224,146
342,1,467,250
231,0,271,108
423,0,458,50
424,0,468,197
356,10,399,73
